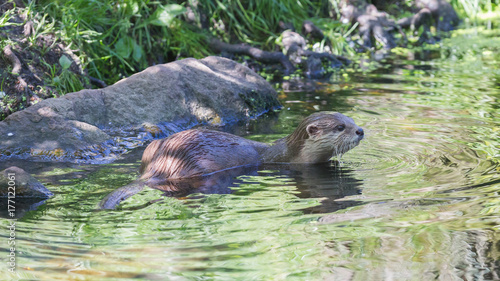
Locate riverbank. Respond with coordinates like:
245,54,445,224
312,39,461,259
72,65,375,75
0,0,498,121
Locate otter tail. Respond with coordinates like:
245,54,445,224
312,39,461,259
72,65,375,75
98,180,146,209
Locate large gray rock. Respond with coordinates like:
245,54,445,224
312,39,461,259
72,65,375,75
0,56,280,162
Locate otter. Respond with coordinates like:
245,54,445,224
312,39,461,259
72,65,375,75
139,112,364,180
99,112,363,209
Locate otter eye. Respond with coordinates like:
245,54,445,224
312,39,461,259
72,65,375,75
336,125,345,131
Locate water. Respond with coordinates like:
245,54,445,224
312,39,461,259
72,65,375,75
2,28,500,280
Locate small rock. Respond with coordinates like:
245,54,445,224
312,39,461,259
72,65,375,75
0,166,53,198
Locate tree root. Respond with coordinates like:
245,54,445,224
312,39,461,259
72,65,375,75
340,0,459,50
341,3,406,49
283,31,350,65
207,38,295,75
397,8,435,45
23,21,33,37
302,21,325,41
89,76,107,88
303,50,351,66
281,30,350,78
193,3,297,74
415,0,460,32
3,45,27,92
3,45,22,75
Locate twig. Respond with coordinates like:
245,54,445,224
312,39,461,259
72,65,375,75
3,45,22,75
208,38,295,75
89,76,107,88
3,45,28,91
302,21,325,40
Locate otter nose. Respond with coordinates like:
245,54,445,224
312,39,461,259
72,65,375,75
356,128,364,138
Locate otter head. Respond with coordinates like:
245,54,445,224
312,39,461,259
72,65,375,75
286,112,364,163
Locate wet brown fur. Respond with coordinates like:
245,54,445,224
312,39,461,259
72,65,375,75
140,112,363,180
286,113,341,153
140,129,268,180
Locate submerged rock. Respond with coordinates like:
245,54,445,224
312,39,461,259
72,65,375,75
0,56,281,162
0,166,52,198
0,166,53,219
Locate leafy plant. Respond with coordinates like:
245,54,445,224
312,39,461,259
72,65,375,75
32,0,346,85
38,0,203,84
43,55,84,95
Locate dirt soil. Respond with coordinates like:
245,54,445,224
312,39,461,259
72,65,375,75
0,0,90,120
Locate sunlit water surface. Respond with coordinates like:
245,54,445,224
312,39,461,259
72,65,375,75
2,28,500,280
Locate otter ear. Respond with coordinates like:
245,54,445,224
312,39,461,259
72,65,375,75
306,124,320,138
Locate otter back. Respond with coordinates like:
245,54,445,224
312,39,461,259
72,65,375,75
140,129,267,180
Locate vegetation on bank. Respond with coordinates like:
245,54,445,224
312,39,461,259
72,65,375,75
0,0,499,120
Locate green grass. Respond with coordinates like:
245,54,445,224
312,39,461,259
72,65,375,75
451,0,500,21
2,0,498,97
38,0,203,83
32,0,349,85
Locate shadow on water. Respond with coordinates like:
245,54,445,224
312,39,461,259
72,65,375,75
0,198,49,219
99,162,363,214
257,163,363,214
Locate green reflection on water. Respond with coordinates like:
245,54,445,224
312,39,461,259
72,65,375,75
3,27,500,280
